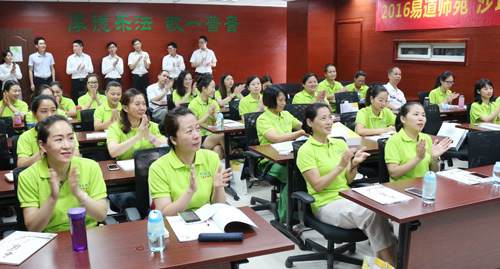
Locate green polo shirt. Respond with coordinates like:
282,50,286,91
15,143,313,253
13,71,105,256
385,129,433,182
256,110,299,145
172,88,200,105
292,90,328,104
17,128,80,159
214,90,222,100
188,96,220,136
149,149,220,211
106,121,165,160
239,94,261,116
77,92,108,110
317,79,343,96
429,87,452,105
18,156,107,233
355,105,396,132
25,109,67,124
345,83,369,99
59,97,76,112
297,136,350,213
470,101,500,124
94,102,122,124
0,99,28,117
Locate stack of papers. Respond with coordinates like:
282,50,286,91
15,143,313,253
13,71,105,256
478,123,500,131
116,159,135,172
223,119,244,128
271,141,294,155
0,231,57,265
352,185,413,205
86,132,107,139
365,132,395,142
328,122,362,146
437,169,494,185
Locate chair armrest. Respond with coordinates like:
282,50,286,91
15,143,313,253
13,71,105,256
242,150,262,159
124,207,142,221
103,215,118,225
291,191,315,204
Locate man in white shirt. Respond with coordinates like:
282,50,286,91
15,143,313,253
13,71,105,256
162,42,185,80
28,37,55,92
128,38,151,99
190,36,217,78
66,39,94,104
102,41,124,87
384,67,406,110
147,70,173,122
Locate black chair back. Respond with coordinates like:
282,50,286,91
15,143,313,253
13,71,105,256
80,109,95,132
0,116,14,137
423,104,442,135
418,91,430,105
377,138,390,183
167,94,175,111
0,120,10,170
280,83,302,97
133,147,170,219
244,112,264,148
340,112,357,131
180,103,189,108
228,100,240,121
467,131,500,168
291,140,308,194
12,135,20,168
334,92,359,113
284,104,309,123
466,102,472,123
339,81,352,86
14,166,29,231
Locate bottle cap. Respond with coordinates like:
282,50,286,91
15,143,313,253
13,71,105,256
425,171,436,180
77,105,82,110
148,209,163,223
67,207,86,219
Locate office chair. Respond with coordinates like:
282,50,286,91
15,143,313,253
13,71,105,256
334,92,359,113
466,102,472,123
0,121,11,170
242,112,280,221
80,109,95,132
133,147,170,219
340,112,357,131
11,135,20,168
0,117,14,138
377,138,390,183
285,140,367,268
467,131,500,168
280,83,302,99
228,100,241,121
284,103,310,123
418,91,430,105
167,94,175,111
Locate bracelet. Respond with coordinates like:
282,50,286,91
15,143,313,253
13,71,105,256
350,159,359,172
79,193,89,205
150,135,157,144
431,157,440,163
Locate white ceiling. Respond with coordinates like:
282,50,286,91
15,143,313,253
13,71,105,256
7,0,293,7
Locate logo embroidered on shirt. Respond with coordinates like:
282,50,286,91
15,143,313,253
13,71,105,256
79,183,89,191
199,172,212,180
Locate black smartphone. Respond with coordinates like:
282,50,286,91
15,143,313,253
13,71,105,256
469,172,489,179
405,187,423,197
178,210,201,223
107,164,119,171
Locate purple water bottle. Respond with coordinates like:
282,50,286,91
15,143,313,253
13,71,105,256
67,207,88,251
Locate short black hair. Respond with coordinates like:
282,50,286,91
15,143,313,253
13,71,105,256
167,42,177,49
473,78,494,105
365,85,388,106
1,50,12,64
34,37,45,45
106,81,122,92
3,80,20,92
388,67,400,75
49,81,63,91
32,94,58,114
199,36,208,43
162,106,196,149
324,63,336,74
354,71,366,79
107,41,117,48
37,115,73,144
395,101,423,132
263,84,287,109
132,38,141,45
73,40,84,47
302,73,318,85
433,71,454,89
260,75,273,85
303,103,331,135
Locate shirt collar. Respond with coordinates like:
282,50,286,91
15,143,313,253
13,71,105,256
308,135,337,147
167,150,204,169
398,128,422,142
39,156,78,180
368,105,383,119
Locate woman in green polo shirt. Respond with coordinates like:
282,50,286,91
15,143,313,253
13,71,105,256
173,71,200,107
77,74,107,110
50,81,77,117
385,102,452,182
345,71,369,100
470,79,500,124
94,81,122,131
18,115,107,232
239,75,266,120
26,84,67,124
107,88,168,212
215,73,245,107
297,103,396,266
0,80,28,118
318,64,344,102
257,84,306,221
188,75,225,160
149,106,232,216
355,85,396,136
429,71,459,106
18,95,80,167
292,73,328,105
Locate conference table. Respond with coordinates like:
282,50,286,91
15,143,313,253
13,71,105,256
340,165,500,268
456,123,500,132
7,131,106,150
152,100,230,114
16,207,294,268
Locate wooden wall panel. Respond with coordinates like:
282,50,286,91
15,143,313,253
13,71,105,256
0,2,286,98
286,0,309,83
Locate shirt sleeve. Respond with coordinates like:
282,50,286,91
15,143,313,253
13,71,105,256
19,101,29,113
150,122,166,139
470,102,485,123
238,97,249,116
86,160,107,200
117,57,124,75
28,54,34,67
190,51,197,63
384,136,401,164
149,160,171,199
296,142,316,173
18,168,41,208
17,132,35,158
429,89,438,104
93,107,104,122
162,56,170,72
210,50,217,63
85,55,93,73
355,107,368,126
179,55,186,71
256,114,273,142
106,122,121,143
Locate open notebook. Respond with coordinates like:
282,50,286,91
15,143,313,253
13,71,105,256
0,231,57,265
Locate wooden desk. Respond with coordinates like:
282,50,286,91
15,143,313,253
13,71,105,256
456,123,495,132
340,165,500,268
157,100,230,114
76,131,107,144
18,207,294,268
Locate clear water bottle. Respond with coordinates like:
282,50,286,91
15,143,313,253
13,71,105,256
458,95,465,109
423,97,430,107
147,210,165,252
422,171,437,205
216,112,224,130
13,112,22,126
492,162,500,187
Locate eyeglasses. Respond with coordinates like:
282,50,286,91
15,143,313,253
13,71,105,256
444,81,455,85
87,81,98,85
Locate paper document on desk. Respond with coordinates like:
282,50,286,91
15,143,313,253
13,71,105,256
437,169,494,185
271,141,293,155
116,159,135,172
0,231,57,265
353,185,413,205
478,123,500,130
166,204,257,242
365,132,395,142
86,131,107,140
328,122,362,146
223,119,244,128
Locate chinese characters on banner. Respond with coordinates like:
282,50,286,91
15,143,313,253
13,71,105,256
68,14,240,33
376,0,500,31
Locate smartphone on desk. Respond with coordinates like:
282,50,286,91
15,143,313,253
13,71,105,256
404,187,422,197
178,210,201,223
107,164,120,171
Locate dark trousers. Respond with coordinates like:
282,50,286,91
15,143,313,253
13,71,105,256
71,79,86,105
105,78,122,88
33,76,53,91
132,74,149,99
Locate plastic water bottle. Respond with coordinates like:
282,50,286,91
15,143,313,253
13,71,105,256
493,162,500,187
147,210,165,252
341,100,349,113
216,112,224,130
423,97,430,107
422,171,437,205
13,112,22,126
458,95,465,109
76,105,83,121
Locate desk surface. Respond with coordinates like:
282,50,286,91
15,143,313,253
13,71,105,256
200,122,245,134
18,207,294,268
154,101,229,114
340,165,500,224
76,131,107,144
456,123,493,132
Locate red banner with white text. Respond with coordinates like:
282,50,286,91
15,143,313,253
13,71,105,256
376,0,500,31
